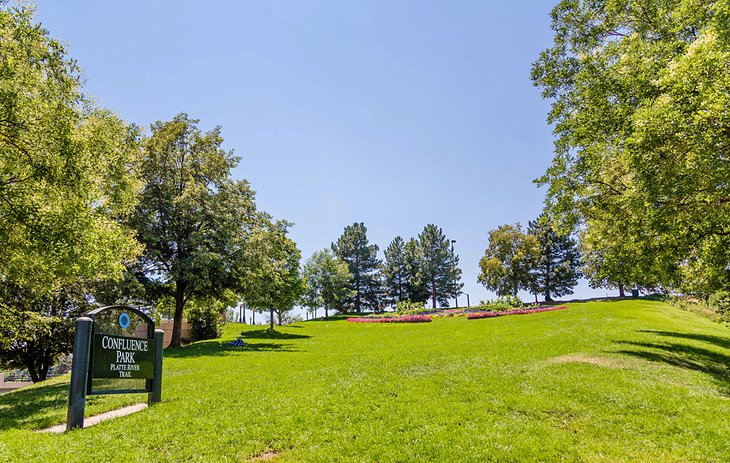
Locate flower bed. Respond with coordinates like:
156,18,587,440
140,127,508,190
467,305,568,320
347,315,432,323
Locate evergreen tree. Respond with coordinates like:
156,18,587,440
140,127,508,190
331,223,381,313
383,236,408,305
418,225,463,308
527,214,581,301
404,238,429,304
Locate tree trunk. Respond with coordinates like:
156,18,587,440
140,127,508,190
170,281,186,347
534,293,538,304
618,283,625,298
252,310,256,324
27,356,50,383
325,307,329,319
28,367,39,383
545,250,551,303
39,362,49,382
356,279,361,313
277,311,283,326
269,308,275,331
431,278,437,308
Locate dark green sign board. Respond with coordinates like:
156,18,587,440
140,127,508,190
91,334,155,379
67,305,164,431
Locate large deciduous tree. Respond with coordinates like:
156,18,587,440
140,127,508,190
302,250,353,319
418,224,462,308
0,4,141,290
0,4,141,380
478,224,540,298
242,221,305,332
331,222,381,313
0,284,90,382
131,113,258,347
532,0,730,294
527,214,581,301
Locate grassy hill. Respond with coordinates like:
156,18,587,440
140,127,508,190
1,299,729,462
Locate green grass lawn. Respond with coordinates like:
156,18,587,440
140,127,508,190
1,299,729,462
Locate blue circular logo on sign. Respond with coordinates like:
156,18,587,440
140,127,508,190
118,312,130,329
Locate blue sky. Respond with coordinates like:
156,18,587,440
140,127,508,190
36,1,608,308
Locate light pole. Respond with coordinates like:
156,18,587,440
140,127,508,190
451,239,458,308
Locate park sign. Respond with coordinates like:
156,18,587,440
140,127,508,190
67,306,164,430
91,334,154,379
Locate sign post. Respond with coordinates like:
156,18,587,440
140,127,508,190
67,317,92,430
66,306,163,431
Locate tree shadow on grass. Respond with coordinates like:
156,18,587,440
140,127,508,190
304,315,351,322
0,382,69,431
638,330,730,351
614,336,730,396
239,329,311,340
164,339,300,359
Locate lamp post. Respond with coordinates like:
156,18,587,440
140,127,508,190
451,239,458,308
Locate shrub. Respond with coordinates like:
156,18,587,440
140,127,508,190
709,291,730,316
188,305,223,341
474,295,524,311
395,300,427,315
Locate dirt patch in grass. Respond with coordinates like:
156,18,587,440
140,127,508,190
550,353,620,368
248,451,278,461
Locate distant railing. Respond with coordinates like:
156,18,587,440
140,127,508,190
0,373,32,391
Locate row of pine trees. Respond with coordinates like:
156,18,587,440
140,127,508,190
330,223,463,312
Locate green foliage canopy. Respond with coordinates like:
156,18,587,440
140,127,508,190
0,4,141,381
243,222,305,331
0,4,141,291
302,249,353,319
532,0,730,294
478,224,540,297
131,113,259,347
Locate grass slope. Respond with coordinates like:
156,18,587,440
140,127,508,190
1,299,729,462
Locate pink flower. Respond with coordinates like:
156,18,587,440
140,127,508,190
347,315,432,323
467,306,568,320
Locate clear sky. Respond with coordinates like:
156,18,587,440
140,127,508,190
35,1,608,309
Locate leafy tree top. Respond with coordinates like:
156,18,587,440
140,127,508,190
0,3,141,291
532,0,730,291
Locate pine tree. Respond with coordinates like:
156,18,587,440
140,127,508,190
383,236,408,305
528,214,581,301
331,222,381,313
418,225,463,308
404,238,429,304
